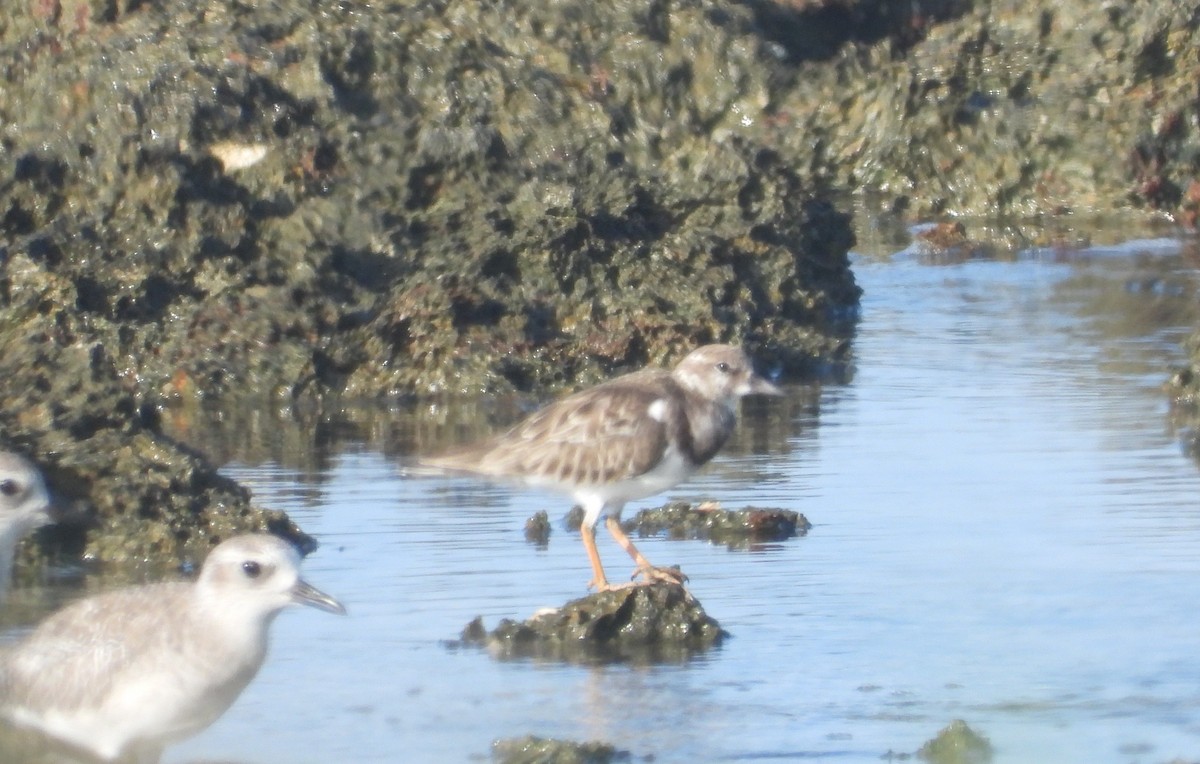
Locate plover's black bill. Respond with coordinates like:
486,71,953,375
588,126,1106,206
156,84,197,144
292,579,346,615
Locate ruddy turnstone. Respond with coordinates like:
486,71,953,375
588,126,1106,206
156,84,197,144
0,452,57,602
418,344,781,590
0,533,345,762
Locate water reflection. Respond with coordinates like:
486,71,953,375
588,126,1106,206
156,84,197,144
162,380,824,472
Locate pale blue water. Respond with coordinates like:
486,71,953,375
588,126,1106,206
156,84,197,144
156,234,1200,763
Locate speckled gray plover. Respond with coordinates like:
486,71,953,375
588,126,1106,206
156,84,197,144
418,344,781,590
0,533,345,762
0,452,56,602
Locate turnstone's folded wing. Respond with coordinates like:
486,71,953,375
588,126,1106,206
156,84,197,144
421,372,681,487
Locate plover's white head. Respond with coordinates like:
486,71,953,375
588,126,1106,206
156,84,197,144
0,532,344,761
0,452,56,601
196,534,345,621
0,452,53,540
671,344,782,406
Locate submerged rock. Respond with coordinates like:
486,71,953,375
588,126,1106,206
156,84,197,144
622,501,810,548
456,583,727,664
524,510,552,547
492,736,630,764
563,507,587,532
916,720,993,764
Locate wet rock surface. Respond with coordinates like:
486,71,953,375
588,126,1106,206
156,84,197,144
0,384,311,569
2,0,863,403
622,500,811,548
492,736,630,764
770,0,1200,224
455,583,727,665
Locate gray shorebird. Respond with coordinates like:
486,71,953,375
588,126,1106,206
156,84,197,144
0,452,57,602
0,533,345,762
418,344,782,590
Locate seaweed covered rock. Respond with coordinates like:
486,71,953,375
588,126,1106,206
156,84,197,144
623,501,810,548
492,736,630,764
764,0,1200,223
0,0,859,403
457,583,727,664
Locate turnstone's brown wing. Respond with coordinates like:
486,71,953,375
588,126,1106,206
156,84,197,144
422,372,680,486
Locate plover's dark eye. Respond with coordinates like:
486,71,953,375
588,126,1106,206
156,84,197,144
241,561,262,579
0,479,18,497
716,362,731,373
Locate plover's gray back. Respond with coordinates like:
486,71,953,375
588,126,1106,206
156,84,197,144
0,533,344,763
0,452,55,602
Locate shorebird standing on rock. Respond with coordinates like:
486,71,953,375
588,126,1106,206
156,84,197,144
0,533,345,763
0,451,58,603
417,344,782,590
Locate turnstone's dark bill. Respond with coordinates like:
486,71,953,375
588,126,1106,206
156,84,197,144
417,344,782,590
0,533,345,762
0,452,57,602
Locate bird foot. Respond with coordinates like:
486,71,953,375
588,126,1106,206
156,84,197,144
630,564,688,587
587,565,688,592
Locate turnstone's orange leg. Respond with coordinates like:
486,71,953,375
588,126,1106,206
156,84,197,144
605,516,687,586
581,523,610,590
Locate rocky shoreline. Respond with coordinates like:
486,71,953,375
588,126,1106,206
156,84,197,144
4,0,1200,565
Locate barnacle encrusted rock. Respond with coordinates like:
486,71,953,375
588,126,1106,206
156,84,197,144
623,501,811,548
457,583,727,664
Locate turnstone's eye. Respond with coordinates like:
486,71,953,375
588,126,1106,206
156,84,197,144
0,479,18,497
241,561,262,579
716,362,731,373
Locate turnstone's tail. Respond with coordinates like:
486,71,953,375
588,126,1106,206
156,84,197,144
401,445,504,479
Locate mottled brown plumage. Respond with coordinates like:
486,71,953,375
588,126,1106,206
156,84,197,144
419,344,781,589
431,371,678,485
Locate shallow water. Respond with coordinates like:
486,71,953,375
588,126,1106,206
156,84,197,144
37,231,1200,762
